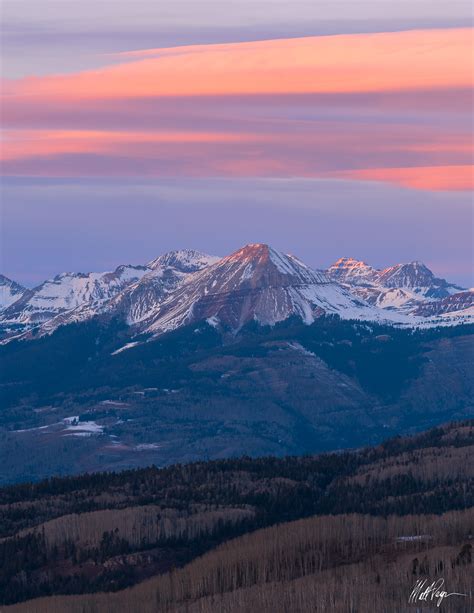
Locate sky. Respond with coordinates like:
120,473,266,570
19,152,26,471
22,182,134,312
1,1,473,286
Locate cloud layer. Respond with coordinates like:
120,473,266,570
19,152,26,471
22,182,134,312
2,29,473,190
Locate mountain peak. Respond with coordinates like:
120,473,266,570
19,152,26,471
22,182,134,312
225,243,272,259
378,261,436,288
138,243,385,337
332,257,370,267
327,257,379,285
219,243,325,286
327,257,464,309
1,265,149,325
148,249,220,273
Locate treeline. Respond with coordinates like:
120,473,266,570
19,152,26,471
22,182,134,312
23,506,254,551
0,420,472,605
5,510,473,613
0,506,255,605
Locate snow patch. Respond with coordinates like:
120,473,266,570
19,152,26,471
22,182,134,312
63,419,104,436
134,443,162,451
287,342,317,357
111,342,141,355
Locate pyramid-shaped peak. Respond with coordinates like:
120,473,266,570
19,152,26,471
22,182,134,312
380,261,434,278
215,243,327,286
139,243,371,338
227,243,272,259
226,243,306,266
378,260,439,289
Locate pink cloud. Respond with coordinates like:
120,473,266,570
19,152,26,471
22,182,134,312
1,29,472,190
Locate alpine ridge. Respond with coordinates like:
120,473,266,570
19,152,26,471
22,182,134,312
0,250,221,342
136,244,391,337
1,245,472,345
0,246,472,482
414,289,474,318
102,249,220,326
1,265,149,325
326,257,466,314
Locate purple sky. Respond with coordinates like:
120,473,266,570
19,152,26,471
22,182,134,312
2,177,472,287
1,1,473,287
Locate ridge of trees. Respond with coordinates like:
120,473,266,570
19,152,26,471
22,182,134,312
0,420,472,605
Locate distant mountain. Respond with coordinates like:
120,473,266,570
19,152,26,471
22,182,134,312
1,247,472,505
0,275,26,311
135,244,392,338
326,257,379,286
1,265,149,326
148,249,220,273
326,257,464,313
377,261,461,298
1,247,472,345
4,249,221,340
102,249,220,326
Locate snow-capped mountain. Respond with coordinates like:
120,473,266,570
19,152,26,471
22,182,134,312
148,249,220,273
7,250,220,339
107,249,220,325
0,275,26,311
136,244,404,338
327,258,379,286
326,258,464,313
377,262,461,298
2,246,471,345
1,264,149,325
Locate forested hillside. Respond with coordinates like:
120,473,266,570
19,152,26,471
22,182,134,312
1,420,472,610
1,317,473,484
7,511,471,613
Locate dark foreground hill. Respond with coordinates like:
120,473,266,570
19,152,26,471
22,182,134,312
1,420,473,611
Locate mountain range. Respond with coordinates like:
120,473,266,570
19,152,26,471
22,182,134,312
1,245,472,347
326,256,465,312
1,244,472,483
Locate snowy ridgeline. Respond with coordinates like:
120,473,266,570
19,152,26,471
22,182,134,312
1,246,472,349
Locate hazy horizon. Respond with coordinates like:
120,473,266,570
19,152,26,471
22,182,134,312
3,176,472,288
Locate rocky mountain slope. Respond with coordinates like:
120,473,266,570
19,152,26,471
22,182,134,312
414,288,473,315
147,249,220,273
0,251,219,340
1,247,472,346
135,244,397,338
0,275,26,311
326,257,467,315
1,265,149,325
